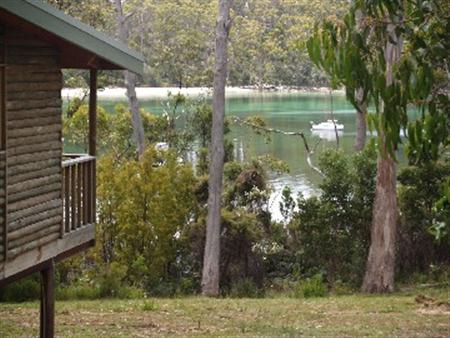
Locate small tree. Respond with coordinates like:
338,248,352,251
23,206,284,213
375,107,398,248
308,0,448,292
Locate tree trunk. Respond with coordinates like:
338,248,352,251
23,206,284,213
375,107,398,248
201,0,233,297
114,0,146,157
362,153,397,292
354,87,367,151
362,18,403,293
354,8,367,152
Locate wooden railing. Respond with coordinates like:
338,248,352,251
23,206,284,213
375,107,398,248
62,154,95,235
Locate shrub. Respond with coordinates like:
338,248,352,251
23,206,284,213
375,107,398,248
294,274,327,298
229,278,264,298
176,277,198,296
142,299,158,311
97,262,127,298
96,149,198,293
397,162,450,275
0,275,40,302
56,284,100,300
287,146,377,285
56,284,144,300
332,280,356,296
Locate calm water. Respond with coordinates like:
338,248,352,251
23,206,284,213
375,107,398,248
97,92,359,219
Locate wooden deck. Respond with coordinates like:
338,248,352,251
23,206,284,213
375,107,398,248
0,154,96,283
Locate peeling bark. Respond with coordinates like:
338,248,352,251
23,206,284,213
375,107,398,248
362,153,397,292
362,17,403,293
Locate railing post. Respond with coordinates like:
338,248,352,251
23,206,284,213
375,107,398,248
89,69,97,226
83,162,88,225
90,158,96,224
64,166,70,233
76,163,82,228
71,164,76,230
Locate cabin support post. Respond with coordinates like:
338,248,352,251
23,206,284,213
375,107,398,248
88,69,97,224
40,260,55,338
89,69,97,157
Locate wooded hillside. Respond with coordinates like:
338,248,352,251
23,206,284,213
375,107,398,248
46,0,348,87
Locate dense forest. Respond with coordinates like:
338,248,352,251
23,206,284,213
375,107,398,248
47,0,349,88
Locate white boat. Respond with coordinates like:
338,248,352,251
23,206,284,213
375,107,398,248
310,119,344,131
311,129,344,141
155,142,169,151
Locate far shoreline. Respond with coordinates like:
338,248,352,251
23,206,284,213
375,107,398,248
62,86,345,100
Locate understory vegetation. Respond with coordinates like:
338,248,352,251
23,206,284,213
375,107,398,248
1,95,448,302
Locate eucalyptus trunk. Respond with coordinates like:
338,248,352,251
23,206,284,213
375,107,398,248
114,0,146,157
354,8,367,152
201,0,233,297
354,87,367,151
362,19,403,293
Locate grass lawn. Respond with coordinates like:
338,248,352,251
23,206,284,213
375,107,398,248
0,286,448,337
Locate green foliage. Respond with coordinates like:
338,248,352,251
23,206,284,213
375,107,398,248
142,299,158,311
229,278,264,298
279,186,295,223
96,148,198,293
397,162,450,273
56,283,144,301
288,146,377,284
431,178,450,243
308,0,449,158
293,274,328,298
188,100,212,148
63,103,170,156
45,0,114,32
229,0,349,87
47,0,348,87
63,104,111,152
0,275,41,302
186,159,275,293
406,105,450,165
56,284,101,301
96,262,128,298
332,280,356,296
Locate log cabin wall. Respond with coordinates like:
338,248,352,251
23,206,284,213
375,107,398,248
4,27,63,261
0,26,6,268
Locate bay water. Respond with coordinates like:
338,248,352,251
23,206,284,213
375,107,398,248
97,91,357,220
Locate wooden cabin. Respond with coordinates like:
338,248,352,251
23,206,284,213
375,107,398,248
0,1,144,336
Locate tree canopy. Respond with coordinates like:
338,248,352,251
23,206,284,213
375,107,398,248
47,0,349,87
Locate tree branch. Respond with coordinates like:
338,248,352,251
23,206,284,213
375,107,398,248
230,116,324,176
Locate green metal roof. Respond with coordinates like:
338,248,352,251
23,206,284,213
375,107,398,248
0,0,144,75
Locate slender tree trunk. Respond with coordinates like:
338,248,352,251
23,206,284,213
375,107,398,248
362,17,403,293
201,0,233,297
354,88,367,151
354,7,367,152
114,0,146,157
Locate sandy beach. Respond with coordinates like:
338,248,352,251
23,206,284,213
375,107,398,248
61,86,343,100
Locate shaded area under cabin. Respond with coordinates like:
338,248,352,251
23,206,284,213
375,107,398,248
0,1,144,337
